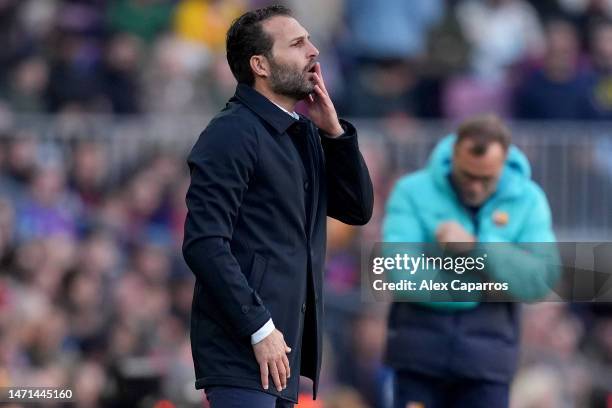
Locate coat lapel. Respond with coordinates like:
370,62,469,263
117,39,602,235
305,123,319,239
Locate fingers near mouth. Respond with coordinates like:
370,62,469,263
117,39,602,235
305,62,317,73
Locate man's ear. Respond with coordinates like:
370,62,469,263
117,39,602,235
250,55,269,79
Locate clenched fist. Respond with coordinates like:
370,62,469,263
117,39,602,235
436,221,476,253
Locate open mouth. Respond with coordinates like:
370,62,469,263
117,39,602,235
306,65,316,74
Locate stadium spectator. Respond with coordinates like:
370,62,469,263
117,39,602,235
338,0,444,118
107,0,175,43
585,18,612,118
513,19,593,119
456,0,545,81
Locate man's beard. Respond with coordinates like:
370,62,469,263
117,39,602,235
268,57,315,100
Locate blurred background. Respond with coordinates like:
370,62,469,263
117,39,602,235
1,0,612,406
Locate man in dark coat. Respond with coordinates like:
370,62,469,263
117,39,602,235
182,5,374,408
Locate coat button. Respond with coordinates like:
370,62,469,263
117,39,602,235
301,303,306,313
241,305,250,314
303,180,310,191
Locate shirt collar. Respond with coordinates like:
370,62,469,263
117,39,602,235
233,83,299,134
271,101,300,120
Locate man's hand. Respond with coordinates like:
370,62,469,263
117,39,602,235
252,328,291,392
305,62,344,137
436,221,476,253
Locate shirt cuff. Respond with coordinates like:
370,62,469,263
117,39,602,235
251,318,275,345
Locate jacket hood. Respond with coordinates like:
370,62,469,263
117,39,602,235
427,134,531,199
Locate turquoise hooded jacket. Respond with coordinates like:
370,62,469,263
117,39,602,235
382,135,558,311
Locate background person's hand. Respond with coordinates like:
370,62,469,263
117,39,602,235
252,328,291,392
305,62,344,137
436,221,476,253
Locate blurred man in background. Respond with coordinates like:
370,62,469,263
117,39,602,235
382,114,556,408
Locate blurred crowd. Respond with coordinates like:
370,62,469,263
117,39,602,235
1,0,612,407
4,0,612,121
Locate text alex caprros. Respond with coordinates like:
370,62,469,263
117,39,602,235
370,253,509,293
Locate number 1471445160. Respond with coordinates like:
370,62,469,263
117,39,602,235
2,387,74,402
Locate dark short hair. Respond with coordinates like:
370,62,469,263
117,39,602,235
226,5,293,86
456,114,511,156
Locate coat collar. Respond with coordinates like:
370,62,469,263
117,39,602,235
233,83,298,134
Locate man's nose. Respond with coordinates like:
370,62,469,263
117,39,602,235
307,40,319,58
467,181,484,195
